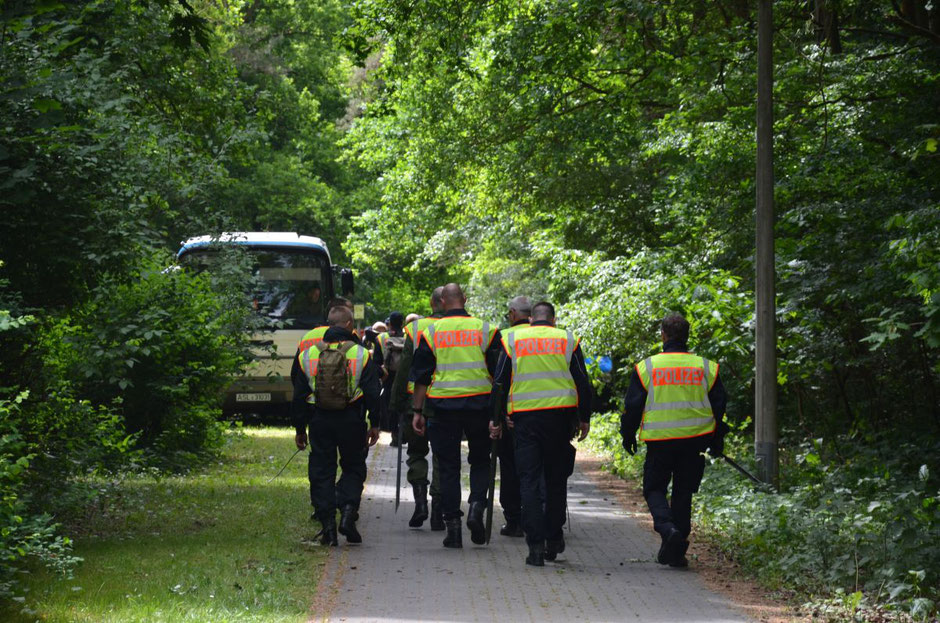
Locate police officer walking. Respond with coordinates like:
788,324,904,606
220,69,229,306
411,283,502,548
389,287,446,529
292,305,382,546
494,295,531,538
490,301,592,566
377,311,406,444
620,312,728,567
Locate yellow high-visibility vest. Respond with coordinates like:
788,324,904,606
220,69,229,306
423,316,496,399
404,317,437,394
298,341,369,405
636,352,718,441
297,325,328,352
502,325,578,414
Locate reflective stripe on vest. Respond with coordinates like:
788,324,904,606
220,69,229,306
638,352,717,441
504,325,578,414
297,325,329,352
298,341,368,405
424,316,495,399
404,317,437,393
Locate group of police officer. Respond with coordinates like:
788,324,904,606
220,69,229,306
290,283,728,568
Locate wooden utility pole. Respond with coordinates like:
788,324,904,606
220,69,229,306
755,0,778,487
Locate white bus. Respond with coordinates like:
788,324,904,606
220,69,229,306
178,232,354,416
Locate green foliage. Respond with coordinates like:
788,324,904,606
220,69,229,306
40,256,251,468
344,0,939,434
0,420,81,601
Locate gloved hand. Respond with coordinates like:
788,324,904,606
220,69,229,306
622,433,637,456
707,434,724,457
708,420,730,457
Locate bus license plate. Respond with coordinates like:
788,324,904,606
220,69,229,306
236,393,271,403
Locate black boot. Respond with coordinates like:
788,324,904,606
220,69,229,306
430,498,445,531
669,538,690,568
545,537,565,561
657,527,683,565
317,517,338,547
526,543,545,567
467,501,485,545
443,517,462,548
499,518,524,537
409,484,429,528
338,505,362,544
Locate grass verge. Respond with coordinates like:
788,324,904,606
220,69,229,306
3,427,326,623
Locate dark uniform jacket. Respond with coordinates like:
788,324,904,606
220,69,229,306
489,319,594,423
410,308,503,413
291,326,382,434
620,340,728,453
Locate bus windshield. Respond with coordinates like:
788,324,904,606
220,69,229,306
182,248,330,330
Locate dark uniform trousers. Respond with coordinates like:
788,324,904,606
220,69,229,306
642,441,706,539
307,407,369,522
513,409,575,547
401,410,441,499
427,408,490,520
497,426,521,523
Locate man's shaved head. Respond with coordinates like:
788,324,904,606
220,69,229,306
328,305,354,327
531,301,555,322
441,283,466,310
430,286,445,310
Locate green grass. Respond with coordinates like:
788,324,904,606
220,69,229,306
5,428,327,623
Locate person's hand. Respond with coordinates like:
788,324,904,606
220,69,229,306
412,413,426,437
295,431,308,450
505,418,514,429
577,421,590,442
708,434,724,457
622,434,637,455
489,422,502,440
708,420,729,457
366,427,380,447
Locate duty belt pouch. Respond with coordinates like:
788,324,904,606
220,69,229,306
314,341,356,410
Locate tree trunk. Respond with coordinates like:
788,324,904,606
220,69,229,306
814,0,842,53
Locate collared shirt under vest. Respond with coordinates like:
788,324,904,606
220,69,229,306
422,315,497,399
298,341,370,405
636,352,718,441
502,325,578,414
403,317,437,394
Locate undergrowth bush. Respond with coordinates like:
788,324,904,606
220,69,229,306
0,396,82,601
585,411,940,620
40,255,252,469
0,252,256,601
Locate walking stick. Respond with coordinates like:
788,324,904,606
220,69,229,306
395,415,405,512
267,447,303,484
722,454,763,485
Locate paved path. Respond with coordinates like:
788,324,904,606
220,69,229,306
313,437,751,623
